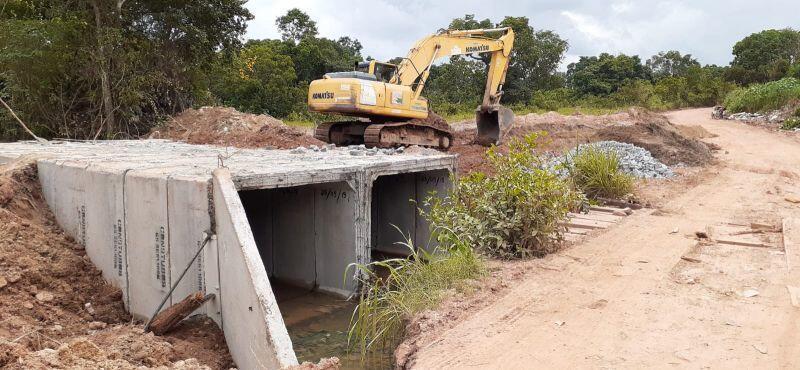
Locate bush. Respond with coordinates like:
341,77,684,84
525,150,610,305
348,232,482,354
566,147,635,199
782,117,800,130
789,64,800,79
723,78,800,113
530,88,575,111
424,133,582,259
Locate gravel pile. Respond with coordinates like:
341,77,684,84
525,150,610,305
549,141,674,179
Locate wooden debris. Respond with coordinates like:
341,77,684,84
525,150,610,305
596,197,643,210
715,239,772,249
148,292,215,335
787,285,800,308
680,256,702,263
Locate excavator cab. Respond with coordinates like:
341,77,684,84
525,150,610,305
354,61,398,83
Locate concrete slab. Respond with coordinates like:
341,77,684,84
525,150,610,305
213,168,297,369
314,181,358,295
167,175,213,318
415,169,451,251
124,170,172,319
84,166,129,307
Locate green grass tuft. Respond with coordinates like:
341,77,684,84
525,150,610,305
567,147,635,199
723,78,800,113
347,230,483,356
782,117,800,130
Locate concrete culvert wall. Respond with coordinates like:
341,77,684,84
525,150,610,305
0,140,455,369
239,181,358,297
371,169,452,256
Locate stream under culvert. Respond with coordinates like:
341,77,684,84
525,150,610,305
273,283,394,369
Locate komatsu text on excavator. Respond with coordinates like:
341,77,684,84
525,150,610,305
307,27,515,150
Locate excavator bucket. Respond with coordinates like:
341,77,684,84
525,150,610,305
475,105,515,146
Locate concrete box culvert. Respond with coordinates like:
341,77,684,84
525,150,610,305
0,140,455,369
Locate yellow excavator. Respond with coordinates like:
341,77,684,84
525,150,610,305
307,27,515,150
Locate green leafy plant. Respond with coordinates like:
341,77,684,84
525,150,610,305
723,78,800,113
347,230,482,355
566,147,635,199
782,117,800,130
424,133,582,259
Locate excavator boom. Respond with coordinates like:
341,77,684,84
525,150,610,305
308,27,515,149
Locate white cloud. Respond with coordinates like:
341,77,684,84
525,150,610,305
560,11,621,42
245,0,800,69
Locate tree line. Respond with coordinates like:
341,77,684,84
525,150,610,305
1,5,799,141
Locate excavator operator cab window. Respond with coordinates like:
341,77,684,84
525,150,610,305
354,61,396,83
354,61,371,74
373,63,397,83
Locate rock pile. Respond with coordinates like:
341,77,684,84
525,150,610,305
550,141,674,179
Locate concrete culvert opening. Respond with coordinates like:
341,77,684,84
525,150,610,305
238,182,360,363
371,169,452,259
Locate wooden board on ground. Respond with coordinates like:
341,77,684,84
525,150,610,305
568,212,624,223
784,218,799,274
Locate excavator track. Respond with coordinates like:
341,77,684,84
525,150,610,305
363,121,453,150
314,121,369,146
315,113,454,151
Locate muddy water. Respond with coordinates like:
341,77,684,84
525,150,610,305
274,284,393,369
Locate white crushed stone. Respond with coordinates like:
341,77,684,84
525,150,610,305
549,141,674,179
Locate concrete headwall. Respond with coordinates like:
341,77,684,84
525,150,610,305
0,140,456,370
213,169,297,369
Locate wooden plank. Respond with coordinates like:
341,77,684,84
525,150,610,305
714,238,774,249
784,218,799,273
565,228,588,235
787,285,800,308
588,205,621,214
568,212,623,223
561,218,612,230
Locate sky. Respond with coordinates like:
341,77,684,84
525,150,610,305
246,0,798,70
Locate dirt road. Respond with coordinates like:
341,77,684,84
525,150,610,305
410,108,800,369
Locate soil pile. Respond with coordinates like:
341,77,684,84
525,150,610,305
0,159,233,369
450,108,715,174
151,106,324,149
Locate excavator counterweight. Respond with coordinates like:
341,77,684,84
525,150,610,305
308,27,515,150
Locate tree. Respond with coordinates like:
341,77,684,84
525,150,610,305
728,28,800,85
443,14,568,104
566,53,650,96
499,16,569,102
276,8,318,43
0,0,253,140
646,51,700,79
210,44,301,117
425,58,487,109
208,10,364,117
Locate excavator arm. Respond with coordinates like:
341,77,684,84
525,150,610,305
392,27,515,108
308,27,516,149
392,27,515,145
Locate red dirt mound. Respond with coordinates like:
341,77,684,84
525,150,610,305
450,109,715,174
151,106,324,149
0,159,233,369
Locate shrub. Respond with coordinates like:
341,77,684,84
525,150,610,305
424,133,582,259
723,78,800,113
348,233,482,354
566,147,635,199
782,117,800,130
530,88,575,111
